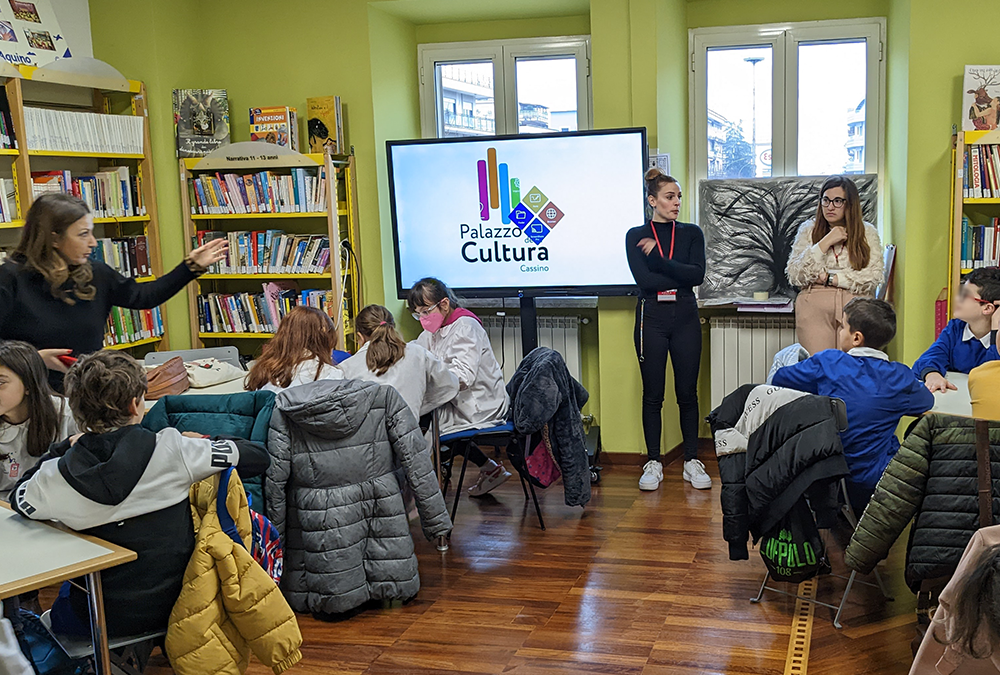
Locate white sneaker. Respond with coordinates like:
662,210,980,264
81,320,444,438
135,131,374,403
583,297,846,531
468,463,512,497
683,459,712,490
639,460,663,491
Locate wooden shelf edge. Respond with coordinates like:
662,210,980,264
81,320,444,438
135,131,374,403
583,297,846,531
0,148,18,156
190,212,328,219
104,336,162,350
93,216,151,224
0,220,23,229
964,198,1000,205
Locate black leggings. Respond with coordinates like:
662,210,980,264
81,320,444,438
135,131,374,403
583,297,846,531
634,297,702,461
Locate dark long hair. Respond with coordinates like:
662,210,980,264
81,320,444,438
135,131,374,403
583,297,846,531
810,175,869,271
245,306,339,391
406,277,461,313
355,305,406,376
14,193,95,305
936,542,1000,659
0,340,61,457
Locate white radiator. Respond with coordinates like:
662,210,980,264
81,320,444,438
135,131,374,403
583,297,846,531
709,316,797,408
481,315,582,382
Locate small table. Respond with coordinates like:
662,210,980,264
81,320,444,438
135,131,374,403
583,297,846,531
0,504,136,675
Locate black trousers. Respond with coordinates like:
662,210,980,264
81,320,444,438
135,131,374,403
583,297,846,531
633,296,702,461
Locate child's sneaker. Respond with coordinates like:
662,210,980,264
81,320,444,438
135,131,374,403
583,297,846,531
683,459,712,490
639,460,663,491
469,463,512,496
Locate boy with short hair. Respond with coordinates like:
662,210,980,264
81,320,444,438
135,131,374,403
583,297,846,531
11,351,269,638
912,267,1000,392
773,298,934,511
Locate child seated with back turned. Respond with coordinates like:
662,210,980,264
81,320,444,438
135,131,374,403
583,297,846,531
11,351,269,638
912,266,1000,393
772,297,934,512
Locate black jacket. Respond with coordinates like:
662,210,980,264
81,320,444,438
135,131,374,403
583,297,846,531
846,414,1000,592
709,384,850,560
506,347,591,507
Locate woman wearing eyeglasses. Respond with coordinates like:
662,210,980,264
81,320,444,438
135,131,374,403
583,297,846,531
787,175,884,354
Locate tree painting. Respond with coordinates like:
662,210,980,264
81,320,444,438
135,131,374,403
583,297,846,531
698,174,877,302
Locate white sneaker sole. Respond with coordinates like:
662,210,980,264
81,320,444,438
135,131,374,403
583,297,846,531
683,471,712,490
469,470,512,497
639,475,663,491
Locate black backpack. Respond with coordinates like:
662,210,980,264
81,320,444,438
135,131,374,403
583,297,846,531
759,498,830,583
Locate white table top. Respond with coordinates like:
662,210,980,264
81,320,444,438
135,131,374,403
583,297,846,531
930,372,973,418
0,505,135,598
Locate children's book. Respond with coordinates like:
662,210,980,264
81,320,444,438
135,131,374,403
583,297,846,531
963,66,1000,132
173,89,231,158
306,96,343,154
250,106,298,151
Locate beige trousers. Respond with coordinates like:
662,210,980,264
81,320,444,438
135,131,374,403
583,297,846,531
794,285,856,355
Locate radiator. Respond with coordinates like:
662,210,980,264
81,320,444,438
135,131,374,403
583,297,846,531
709,316,797,409
480,315,582,382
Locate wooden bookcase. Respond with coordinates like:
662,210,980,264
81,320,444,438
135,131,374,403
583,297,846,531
179,150,362,353
0,66,169,354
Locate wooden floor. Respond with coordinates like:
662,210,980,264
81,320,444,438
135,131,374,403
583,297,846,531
136,456,917,674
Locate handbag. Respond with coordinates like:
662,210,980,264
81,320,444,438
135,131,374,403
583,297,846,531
525,425,561,488
145,356,190,399
184,357,245,388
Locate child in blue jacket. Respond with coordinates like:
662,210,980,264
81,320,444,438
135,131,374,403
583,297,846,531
773,298,934,512
912,267,1000,392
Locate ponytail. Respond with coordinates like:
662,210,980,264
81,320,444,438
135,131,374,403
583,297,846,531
356,305,407,376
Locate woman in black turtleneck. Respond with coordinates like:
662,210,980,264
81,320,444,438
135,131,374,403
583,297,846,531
625,168,707,493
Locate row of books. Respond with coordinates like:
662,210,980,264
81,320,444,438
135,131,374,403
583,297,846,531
0,100,16,150
31,167,146,218
964,144,1000,199
194,231,330,275
960,216,1000,269
102,306,164,348
0,178,17,222
23,107,145,156
187,167,327,215
197,284,338,334
89,236,152,279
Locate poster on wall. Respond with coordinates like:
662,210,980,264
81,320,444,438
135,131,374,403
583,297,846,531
0,0,72,67
698,174,877,304
963,65,1000,132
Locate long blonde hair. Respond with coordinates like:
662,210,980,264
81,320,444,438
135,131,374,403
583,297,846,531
811,175,870,271
14,193,95,304
356,305,406,376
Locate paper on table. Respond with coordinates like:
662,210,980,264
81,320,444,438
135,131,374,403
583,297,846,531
930,372,973,418
0,509,113,589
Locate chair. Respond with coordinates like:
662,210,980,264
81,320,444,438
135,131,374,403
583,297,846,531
40,610,164,675
145,346,242,369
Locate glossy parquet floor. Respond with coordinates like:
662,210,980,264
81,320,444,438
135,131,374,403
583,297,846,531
141,456,917,674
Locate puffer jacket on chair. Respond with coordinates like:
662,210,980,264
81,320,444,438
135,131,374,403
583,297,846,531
166,468,302,675
266,379,453,615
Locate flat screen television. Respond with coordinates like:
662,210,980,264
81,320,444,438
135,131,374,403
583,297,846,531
387,127,647,298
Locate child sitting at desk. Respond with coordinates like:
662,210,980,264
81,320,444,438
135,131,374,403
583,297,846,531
246,305,344,394
772,297,934,512
912,267,1000,393
11,351,269,638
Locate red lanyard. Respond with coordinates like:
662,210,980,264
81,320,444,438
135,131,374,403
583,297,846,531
651,221,675,260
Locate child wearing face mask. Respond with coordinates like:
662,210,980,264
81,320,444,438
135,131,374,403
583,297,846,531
407,278,512,497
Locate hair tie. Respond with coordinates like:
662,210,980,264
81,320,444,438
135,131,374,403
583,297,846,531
379,321,387,326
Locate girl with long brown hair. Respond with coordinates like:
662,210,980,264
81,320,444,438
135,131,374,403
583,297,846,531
339,304,458,422
0,193,226,390
246,306,344,393
787,175,883,354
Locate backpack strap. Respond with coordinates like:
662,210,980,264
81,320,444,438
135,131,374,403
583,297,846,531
976,419,993,529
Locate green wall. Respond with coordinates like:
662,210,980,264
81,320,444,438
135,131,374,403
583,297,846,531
686,0,889,27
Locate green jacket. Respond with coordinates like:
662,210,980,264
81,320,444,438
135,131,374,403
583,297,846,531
845,414,1000,592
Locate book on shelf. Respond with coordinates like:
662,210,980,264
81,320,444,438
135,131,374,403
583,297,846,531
23,107,144,155
30,167,146,217
0,177,16,222
306,96,343,154
197,284,337,334
173,89,231,158
103,306,164,347
960,215,1000,269
89,235,151,279
193,230,330,275
963,66,1000,132
249,106,298,151
0,95,16,149
187,166,326,215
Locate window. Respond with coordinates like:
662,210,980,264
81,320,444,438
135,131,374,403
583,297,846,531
419,37,591,138
690,19,884,183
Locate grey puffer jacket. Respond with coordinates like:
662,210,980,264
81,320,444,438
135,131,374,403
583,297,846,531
266,378,452,615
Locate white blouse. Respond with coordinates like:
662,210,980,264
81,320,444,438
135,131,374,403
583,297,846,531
0,395,77,501
786,219,884,296
259,358,344,394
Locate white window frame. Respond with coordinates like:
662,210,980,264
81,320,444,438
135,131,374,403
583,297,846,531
418,36,592,139
689,18,885,185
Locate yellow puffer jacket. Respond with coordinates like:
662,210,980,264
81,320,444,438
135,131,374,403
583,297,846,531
166,469,302,675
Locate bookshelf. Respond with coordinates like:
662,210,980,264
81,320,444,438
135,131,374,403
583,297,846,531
179,148,362,353
0,66,169,355
950,129,1000,316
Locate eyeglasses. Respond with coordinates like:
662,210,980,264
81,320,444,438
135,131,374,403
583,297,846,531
411,300,443,321
821,197,847,208
959,288,995,306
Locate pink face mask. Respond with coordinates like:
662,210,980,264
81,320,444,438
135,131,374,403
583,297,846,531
420,311,446,333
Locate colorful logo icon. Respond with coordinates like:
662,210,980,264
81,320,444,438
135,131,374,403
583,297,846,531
476,148,565,231
525,218,550,245
539,202,564,228
509,203,534,228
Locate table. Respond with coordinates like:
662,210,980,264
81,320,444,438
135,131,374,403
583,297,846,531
144,377,247,409
930,372,973,418
0,503,136,675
